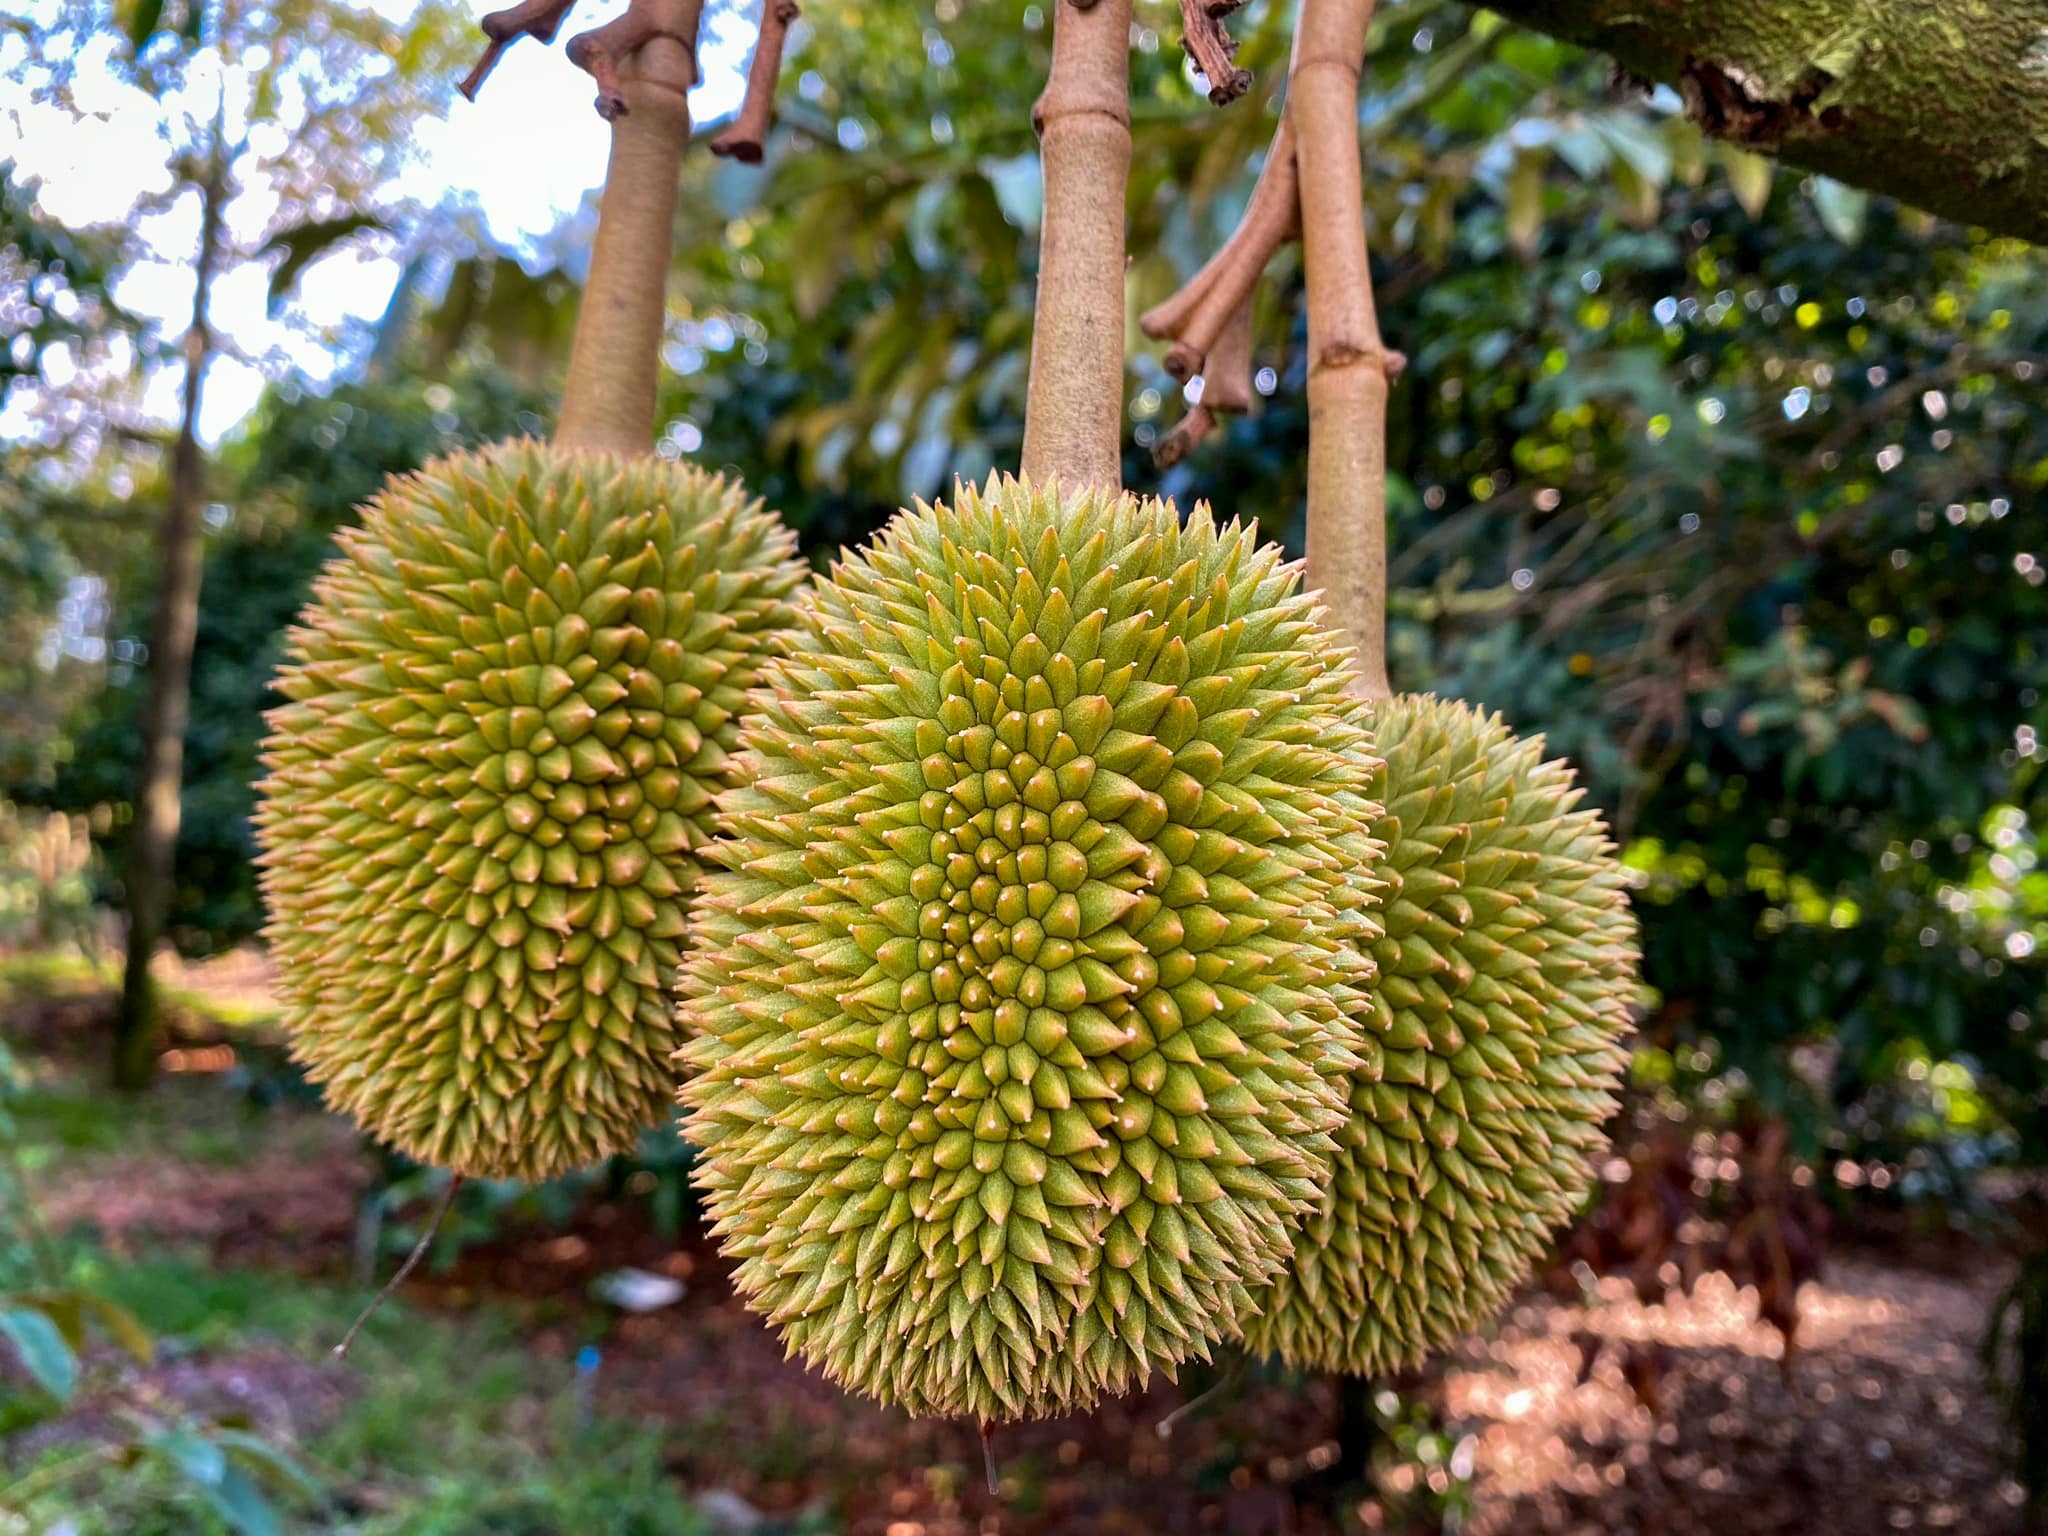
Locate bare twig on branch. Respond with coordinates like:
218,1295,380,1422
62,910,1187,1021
459,0,579,101
1180,0,1252,105
1140,113,1297,382
1294,0,1397,700
566,0,697,120
711,0,800,162
1020,0,1134,491
1154,289,1253,467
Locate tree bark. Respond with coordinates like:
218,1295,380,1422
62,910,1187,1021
1491,0,2048,245
115,154,228,1091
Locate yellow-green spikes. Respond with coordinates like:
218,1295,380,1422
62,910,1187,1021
679,476,1381,1422
256,440,804,1182
1242,694,1638,1376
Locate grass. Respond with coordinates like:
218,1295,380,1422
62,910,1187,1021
0,958,826,1536
8,1246,817,1535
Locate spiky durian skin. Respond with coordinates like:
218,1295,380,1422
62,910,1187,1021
255,440,804,1182
1241,694,1638,1376
679,477,1382,1422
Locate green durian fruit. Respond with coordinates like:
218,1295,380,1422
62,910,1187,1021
1241,693,1638,1375
679,476,1382,1422
256,440,805,1182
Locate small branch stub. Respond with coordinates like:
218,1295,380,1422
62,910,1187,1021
1154,291,1253,468
1180,0,1252,105
711,0,799,163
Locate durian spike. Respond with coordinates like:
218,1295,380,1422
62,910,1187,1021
333,1176,462,1360
1020,0,1133,492
1292,0,1400,702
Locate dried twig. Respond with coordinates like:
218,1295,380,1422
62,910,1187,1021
1179,0,1251,105
458,0,580,102
566,0,682,120
711,0,799,163
333,1177,462,1360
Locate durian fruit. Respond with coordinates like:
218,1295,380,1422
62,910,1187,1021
256,439,805,1182
679,476,1383,1422
1241,693,1637,1375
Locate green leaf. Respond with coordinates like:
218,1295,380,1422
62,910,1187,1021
127,0,165,52
83,1294,157,1366
1590,112,1673,188
1811,177,1870,243
148,1426,227,1487
1505,148,1545,259
214,1429,324,1502
259,213,388,314
0,1305,78,1403
1721,145,1774,218
202,1462,281,1536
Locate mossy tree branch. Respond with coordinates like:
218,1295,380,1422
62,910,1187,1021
1492,0,2048,244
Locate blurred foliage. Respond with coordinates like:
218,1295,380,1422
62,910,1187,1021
0,1040,321,1535
30,364,548,944
0,800,101,956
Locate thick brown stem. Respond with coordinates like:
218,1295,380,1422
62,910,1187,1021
1179,0,1251,105
1139,114,1296,383
554,0,704,456
116,149,227,1092
1019,0,1133,493
711,0,798,163
1294,0,1394,701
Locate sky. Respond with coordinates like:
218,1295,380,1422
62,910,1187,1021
0,0,752,445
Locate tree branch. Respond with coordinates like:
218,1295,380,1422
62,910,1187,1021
711,0,799,163
1019,0,1134,492
1483,0,2048,244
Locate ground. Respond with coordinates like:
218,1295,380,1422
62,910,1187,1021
0,952,2032,1535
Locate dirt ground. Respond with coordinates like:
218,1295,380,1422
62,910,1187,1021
26,1047,2031,1536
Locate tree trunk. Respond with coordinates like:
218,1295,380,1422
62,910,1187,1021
1490,0,2048,245
114,155,226,1091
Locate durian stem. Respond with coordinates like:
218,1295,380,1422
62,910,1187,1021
1019,0,1133,493
332,1175,462,1360
554,0,705,457
1292,0,1396,702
